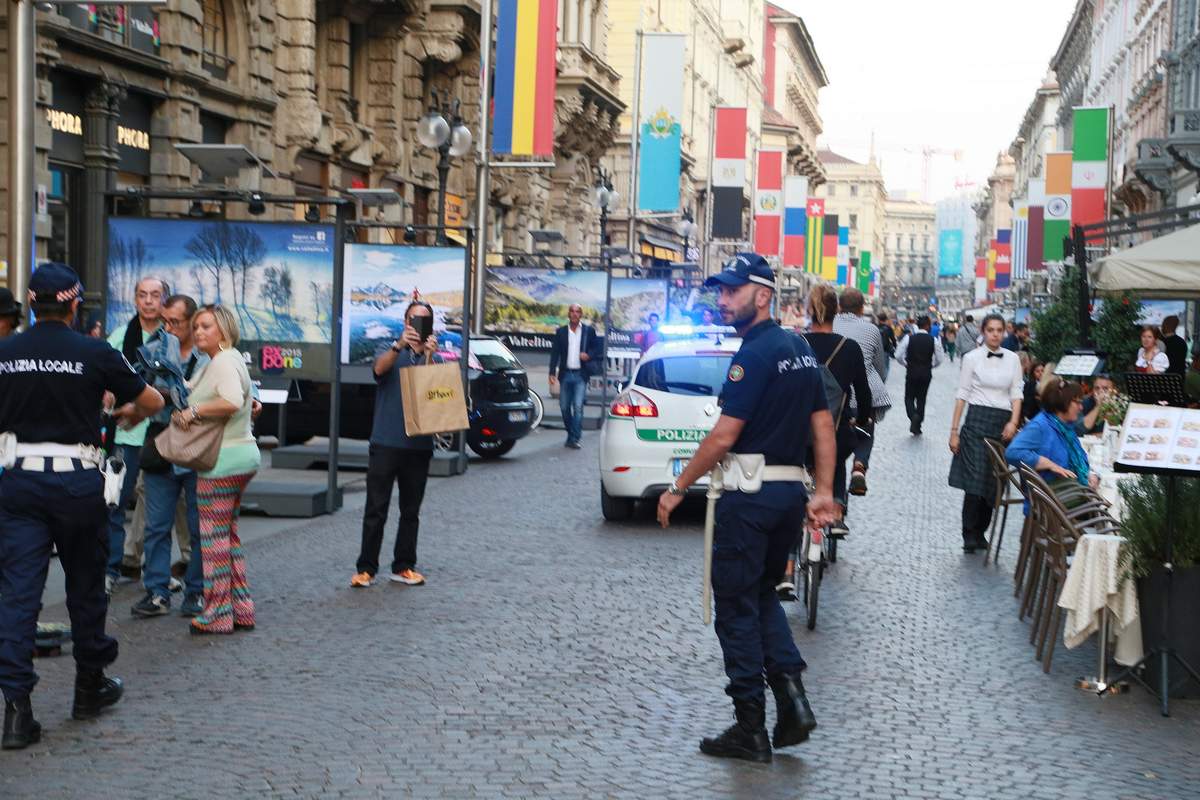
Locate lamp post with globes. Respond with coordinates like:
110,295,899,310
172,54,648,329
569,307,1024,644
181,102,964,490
417,89,473,245
676,210,698,262
594,166,619,257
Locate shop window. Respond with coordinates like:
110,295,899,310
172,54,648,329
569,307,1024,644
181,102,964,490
48,165,83,267
57,4,160,55
849,213,857,230
202,0,232,79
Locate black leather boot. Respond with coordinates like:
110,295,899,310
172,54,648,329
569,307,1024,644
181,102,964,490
768,673,818,748
699,698,772,763
73,669,124,720
2,696,42,750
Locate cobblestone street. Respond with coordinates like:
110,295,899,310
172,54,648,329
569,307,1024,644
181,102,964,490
3,368,1199,799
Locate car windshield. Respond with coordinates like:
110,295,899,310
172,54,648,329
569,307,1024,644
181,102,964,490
470,339,522,371
635,355,732,397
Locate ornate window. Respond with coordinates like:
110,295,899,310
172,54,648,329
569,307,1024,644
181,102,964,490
202,0,232,79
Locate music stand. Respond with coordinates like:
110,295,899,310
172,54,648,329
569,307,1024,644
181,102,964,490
1106,378,1200,716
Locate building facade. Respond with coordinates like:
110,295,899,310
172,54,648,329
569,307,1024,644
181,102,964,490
1052,0,1095,149
1124,0,1171,211
880,196,936,315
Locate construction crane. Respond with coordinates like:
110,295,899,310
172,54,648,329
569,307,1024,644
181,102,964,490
899,146,964,202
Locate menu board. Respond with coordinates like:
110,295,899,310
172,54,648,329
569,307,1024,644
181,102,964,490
1114,403,1200,472
1055,353,1103,377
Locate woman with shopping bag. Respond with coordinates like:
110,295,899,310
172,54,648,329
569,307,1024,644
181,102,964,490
350,301,452,589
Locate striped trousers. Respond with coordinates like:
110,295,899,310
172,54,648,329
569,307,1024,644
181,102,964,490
193,472,256,634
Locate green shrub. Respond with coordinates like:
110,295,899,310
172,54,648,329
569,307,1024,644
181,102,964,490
1029,265,1083,365
1093,292,1144,387
1118,475,1200,579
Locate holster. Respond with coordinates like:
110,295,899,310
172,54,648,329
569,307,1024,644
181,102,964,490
102,456,126,508
0,432,15,470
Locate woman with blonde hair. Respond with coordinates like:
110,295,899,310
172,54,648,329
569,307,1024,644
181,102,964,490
171,304,260,634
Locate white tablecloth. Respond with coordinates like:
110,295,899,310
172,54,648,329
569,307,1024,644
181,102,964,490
1058,533,1144,666
1090,465,1139,522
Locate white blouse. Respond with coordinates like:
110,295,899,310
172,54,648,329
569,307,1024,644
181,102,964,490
955,345,1023,410
1135,348,1170,373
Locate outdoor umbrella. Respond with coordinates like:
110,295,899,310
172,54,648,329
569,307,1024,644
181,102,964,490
1088,222,1200,298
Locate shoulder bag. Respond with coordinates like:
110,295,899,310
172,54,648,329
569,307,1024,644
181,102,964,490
154,417,224,472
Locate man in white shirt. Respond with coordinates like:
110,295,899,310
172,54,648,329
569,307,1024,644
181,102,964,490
895,315,944,436
833,289,890,495
549,304,601,449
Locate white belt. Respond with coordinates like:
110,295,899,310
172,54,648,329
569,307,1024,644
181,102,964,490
760,466,810,483
714,454,810,493
5,442,103,472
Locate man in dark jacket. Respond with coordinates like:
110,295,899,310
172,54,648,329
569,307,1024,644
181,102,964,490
896,315,943,435
1161,315,1188,375
549,304,602,449
876,313,897,381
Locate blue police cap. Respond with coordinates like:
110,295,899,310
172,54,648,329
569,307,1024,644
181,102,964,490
704,252,776,290
28,262,85,305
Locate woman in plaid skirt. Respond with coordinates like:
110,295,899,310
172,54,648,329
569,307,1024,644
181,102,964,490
948,314,1023,553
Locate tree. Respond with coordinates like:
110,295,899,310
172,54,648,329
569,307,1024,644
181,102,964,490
259,264,295,320
1093,292,1144,383
1029,265,1084,365
225,225,267,338
184,224,232,304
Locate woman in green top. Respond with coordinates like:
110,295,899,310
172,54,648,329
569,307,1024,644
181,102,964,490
171,305,260,635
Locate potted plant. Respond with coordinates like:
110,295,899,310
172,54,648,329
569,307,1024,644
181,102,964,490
1119,475,1200,697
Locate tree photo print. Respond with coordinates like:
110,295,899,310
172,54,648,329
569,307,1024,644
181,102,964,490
106,217,335,379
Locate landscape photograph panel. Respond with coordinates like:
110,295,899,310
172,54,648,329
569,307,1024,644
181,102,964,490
106,218,336,345
484,267,607,335
341,244,467,364
609,277,667,341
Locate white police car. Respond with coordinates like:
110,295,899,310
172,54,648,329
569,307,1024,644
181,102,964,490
599,327,740,520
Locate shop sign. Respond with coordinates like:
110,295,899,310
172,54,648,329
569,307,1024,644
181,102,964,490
117,92,153,175
48,74,85,163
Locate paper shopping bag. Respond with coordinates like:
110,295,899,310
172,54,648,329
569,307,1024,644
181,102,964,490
399,360,469,437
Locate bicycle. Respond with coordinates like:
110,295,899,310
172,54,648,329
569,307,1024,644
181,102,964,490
791,522,832,631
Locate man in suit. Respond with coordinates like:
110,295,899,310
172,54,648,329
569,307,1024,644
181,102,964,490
1161,315,1188,376
549,304,602,449
896,315,943,436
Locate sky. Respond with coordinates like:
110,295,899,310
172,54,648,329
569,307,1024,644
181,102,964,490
777,0,1079,203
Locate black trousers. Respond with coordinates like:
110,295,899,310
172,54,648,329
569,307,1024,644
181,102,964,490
357,445,433,576
961,493,994,544
904,371,932,429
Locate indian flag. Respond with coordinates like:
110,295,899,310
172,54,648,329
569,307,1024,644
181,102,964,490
1043,151,1072,262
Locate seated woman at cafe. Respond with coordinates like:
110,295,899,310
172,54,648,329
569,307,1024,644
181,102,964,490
1006,379,1101,500
1135,326,1169,374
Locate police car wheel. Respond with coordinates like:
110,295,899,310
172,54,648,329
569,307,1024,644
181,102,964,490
600,483,634,521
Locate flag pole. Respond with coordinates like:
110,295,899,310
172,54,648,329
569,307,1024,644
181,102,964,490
701,104,716,276
626,29,644,254
471,0,495,334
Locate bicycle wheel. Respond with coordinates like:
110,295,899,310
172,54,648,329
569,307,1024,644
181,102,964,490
805,560,821,630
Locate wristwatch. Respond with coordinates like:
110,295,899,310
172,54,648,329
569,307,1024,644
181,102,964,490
391,343,404,353
668,480,685,496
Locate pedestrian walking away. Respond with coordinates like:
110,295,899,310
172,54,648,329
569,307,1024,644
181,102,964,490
548,303,602,449
896,315,943,436
174,305,261,634
957,315,980,359
948,314,1023,553
656,253,840,764
0,262,164,750
876,313,897,382
833,289,891,496
352,301,442,589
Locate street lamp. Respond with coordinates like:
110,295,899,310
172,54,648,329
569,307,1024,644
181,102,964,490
594,166,619,256
417,88,473,245
676,210,698,260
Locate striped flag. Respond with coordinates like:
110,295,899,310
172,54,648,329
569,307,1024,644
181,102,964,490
711,107,747,239
1044,152,1073,262
782,177,808,268
492,0,558,155
986,241,997,292
636,34,686,212
1012,203,1029,281
1027,179,1046,272
805,198,825,274
837,225,849,285
1071,107,1110,233
995,229,1012,289
822,214,839,281
753,150,784,256
975,257,987,303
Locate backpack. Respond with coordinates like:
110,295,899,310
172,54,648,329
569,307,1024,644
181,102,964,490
803,335,849,428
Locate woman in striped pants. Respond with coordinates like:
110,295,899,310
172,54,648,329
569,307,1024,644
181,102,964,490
171,305,261,634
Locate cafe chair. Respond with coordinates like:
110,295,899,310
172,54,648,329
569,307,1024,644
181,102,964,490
981,438,1025,566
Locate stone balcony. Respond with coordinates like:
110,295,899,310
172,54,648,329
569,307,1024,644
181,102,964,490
554,42,624,161
1166,108,1200,173
1134,137,1173,196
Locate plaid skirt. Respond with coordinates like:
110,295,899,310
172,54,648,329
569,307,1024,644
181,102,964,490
948,404,1010,501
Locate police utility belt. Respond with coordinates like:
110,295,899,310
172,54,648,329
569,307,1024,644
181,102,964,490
0,432,126,508
711,454,809,494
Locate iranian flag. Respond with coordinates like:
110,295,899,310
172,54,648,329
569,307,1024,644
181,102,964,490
1072,106,1110,237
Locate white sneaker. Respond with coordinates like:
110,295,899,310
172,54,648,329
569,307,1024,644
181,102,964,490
104,575,116,597
168,577,184,594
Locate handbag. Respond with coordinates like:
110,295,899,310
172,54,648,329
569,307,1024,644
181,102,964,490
139,420,172,474
399,352,469,437
154,417,224,472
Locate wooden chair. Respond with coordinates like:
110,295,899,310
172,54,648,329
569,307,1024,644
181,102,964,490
981,437,1024,565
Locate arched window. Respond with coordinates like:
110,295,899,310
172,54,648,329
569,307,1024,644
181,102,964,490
202,0,231,79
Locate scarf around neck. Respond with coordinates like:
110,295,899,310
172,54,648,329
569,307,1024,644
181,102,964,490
1048,413,1089,486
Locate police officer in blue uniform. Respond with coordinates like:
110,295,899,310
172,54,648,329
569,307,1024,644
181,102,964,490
658,253,840,763
0,263,164,750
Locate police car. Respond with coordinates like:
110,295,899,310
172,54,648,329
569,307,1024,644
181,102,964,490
599,327,740,520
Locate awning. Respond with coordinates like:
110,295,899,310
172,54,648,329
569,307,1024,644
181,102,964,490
639,233,682,262
1088,222,1200,298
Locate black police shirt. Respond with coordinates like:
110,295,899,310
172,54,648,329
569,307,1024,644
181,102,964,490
719,320,828,466
0,321,147,447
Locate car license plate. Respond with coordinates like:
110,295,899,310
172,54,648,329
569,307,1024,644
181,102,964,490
672,458,688,477
508,411,527,422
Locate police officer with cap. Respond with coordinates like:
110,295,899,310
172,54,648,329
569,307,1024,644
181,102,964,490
0,262,164,750
657,253,840,763
0,287,22,337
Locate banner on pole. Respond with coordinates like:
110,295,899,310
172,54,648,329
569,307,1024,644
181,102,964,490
782,176,808,268
1071,106,1110,232
753,149,784,255
710,107,747,240
937,229,963,277
804,198,825,274
636,34,686,212
493,0,558,156
1044,152,1073,262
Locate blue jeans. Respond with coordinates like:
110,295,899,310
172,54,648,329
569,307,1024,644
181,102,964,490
106,443,142,579
143,468,199,600
558,369,586,444
712,484,808,703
